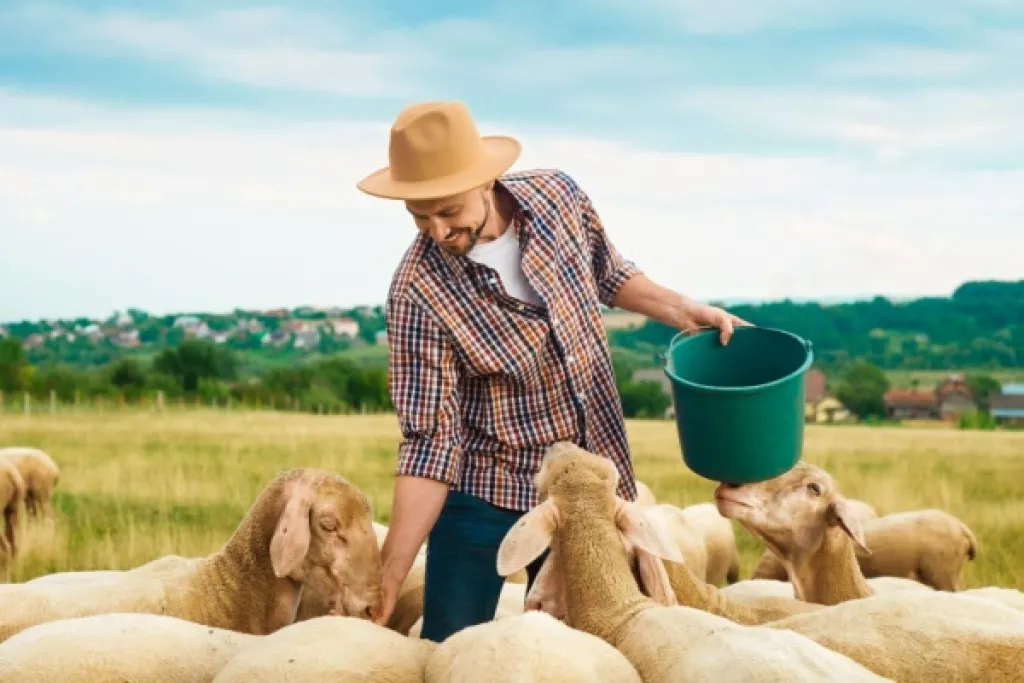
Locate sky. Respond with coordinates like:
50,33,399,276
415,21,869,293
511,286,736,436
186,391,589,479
1,0,1022,322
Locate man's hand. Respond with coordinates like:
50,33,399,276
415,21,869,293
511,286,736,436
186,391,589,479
611,273,752,345
371,475,449,626
675,298,752,345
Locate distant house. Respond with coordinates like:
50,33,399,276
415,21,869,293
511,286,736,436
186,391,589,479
934,374,978,419
803,368,849,423
884,374,978,421
329,317,360,338
294,330,321,349
991,384,1024,425
262,329,290,347
884,389,939,420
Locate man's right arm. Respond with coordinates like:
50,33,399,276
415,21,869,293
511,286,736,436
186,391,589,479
377,294,464,618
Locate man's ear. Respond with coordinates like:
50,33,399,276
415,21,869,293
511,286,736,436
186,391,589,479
829,499,871,555
498,499,559,577
615,499,681,607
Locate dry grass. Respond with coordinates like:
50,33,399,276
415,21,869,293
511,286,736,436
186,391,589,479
0,409,1022,590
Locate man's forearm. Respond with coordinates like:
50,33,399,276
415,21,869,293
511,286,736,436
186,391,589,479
380,474,449,577
611,273,693,329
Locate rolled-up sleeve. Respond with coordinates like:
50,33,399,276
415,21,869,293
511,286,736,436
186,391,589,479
569,174,641,306
386,293,464,485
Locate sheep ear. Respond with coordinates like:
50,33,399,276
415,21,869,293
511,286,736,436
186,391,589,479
498,499,558,577
270,482,315,578
829,500,871,556
615,499,680,607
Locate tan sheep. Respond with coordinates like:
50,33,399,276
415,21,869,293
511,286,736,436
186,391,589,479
0,447,59,519
0,467,382,642
497,442,893,682
715,461,1024,682
0,458,25,566
677,502,741,585
424,610,643,682
212,615,434,682
635,479,657,505
525,497,822,626
0,612,257,682
752,507,978,591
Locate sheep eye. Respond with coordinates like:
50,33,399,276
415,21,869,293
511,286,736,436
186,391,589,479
807,483,823,496
318,517,338,532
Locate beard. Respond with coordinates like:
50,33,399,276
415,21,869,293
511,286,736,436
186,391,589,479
439,196,492,256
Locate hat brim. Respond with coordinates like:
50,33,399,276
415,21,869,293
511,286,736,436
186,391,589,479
356,135,522,201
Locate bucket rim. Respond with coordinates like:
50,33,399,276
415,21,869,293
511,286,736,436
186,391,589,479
661,326,814,394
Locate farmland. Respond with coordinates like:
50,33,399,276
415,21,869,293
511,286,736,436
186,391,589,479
1,409,1022,590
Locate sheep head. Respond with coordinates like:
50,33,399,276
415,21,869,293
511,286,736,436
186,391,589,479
498,441,682,610
713,462,870,562
268,469,383,621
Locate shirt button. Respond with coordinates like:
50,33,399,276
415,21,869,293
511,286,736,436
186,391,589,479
567,356,575,364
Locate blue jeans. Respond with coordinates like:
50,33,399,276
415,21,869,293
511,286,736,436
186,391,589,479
419,490,549,642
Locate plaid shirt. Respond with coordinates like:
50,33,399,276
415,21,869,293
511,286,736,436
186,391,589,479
386,168,640,511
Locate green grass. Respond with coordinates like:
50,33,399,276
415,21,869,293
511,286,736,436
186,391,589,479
1,409,1022,591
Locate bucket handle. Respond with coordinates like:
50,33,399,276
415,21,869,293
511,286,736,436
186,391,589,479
657,325,717,366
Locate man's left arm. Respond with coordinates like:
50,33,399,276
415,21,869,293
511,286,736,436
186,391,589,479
576,178,750,344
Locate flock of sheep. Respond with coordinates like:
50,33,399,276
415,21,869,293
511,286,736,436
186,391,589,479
0,441,1022,681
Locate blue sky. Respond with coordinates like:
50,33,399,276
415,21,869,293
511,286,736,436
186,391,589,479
1,1,1022,321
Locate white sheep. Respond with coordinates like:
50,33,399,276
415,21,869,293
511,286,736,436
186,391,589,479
715,461,1024,682
0,458,25,566
497,442,893,682
753,506,978,591
212,615,434,682
0,467,383,642
0,447,59,519
676,501,742,585
0,612,257,682
424,610,643,682
635,479,657,506
721,576,931,601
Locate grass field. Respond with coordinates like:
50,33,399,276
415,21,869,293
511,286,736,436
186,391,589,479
1,409,1022,590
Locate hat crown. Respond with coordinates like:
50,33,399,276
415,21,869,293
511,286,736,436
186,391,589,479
388,101,485,183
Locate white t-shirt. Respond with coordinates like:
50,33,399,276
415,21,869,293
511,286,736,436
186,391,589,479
467,221,544,308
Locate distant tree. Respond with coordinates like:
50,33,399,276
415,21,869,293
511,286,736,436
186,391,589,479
0,337,27,392
834,360,890,419
965,373,1002,412
154,339,236,393
109,357,148,395
619,380,671,419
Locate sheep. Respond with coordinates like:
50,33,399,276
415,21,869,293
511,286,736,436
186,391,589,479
0,447,59,519
720,576,931,601
211,615,434,682
25,554,198,586
752,507,978,591
715,461,1024,682
677,502,742,585
423,610,643,682
0,458,25,566
0,612,258,682
525,496,823,627
0,467,383,642
498,442,893,682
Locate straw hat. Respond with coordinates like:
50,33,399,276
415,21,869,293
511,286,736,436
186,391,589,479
357,101,521,200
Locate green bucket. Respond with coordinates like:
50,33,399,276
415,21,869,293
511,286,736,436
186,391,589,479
662,326,813,484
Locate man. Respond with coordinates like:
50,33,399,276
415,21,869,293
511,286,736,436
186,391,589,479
356,101,748,642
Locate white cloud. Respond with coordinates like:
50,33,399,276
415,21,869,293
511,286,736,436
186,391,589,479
673,86,1024,161
1,91,1020,321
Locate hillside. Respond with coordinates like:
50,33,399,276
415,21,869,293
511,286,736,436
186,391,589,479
1,279,1021,385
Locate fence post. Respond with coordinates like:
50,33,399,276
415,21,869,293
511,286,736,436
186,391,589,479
74,390,80,411
157,390,165,412
50,390,56,414
0,391,4,412
23,392,30,415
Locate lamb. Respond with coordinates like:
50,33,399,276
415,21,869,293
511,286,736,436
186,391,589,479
752,507,978,591
714,461,1024,682
0,458,25,566
0,467,383,642
0,612,257,682
0,447,59,519
211,615,434,682
498,442,893,682
423,610,643,682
